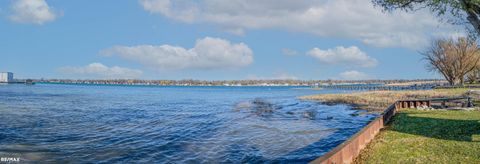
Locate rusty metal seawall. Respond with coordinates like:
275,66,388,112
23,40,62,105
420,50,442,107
310,100,417,164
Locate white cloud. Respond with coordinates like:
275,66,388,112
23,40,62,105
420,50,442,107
307,46,378,68
101,37,254,71
139,0,459,49
59,63,143,79
281,48,298,56
339,70,372,80
9,0,57,24
139,0,198,23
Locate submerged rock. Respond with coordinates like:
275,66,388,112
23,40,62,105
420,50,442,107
350,113,360,116
303,110,317,120
252,98,274,116
318,116,334,120
234,101,253,110
235,98,275,116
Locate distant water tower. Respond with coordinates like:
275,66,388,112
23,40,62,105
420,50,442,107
0,72,13,83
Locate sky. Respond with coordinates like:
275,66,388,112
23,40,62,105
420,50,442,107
0,0,466,80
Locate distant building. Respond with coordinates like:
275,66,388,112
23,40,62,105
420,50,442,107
0,72,13,83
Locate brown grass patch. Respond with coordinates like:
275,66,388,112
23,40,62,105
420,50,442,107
301,89,469,111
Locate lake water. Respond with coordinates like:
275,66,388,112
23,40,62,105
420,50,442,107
0,84,377,163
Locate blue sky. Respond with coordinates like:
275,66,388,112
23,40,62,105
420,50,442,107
0,0,465,80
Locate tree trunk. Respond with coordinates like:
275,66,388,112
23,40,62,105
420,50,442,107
450,77,463,86
467,14,480,35
462,0,480,35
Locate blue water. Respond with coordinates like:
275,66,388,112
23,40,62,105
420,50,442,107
0,84,376,163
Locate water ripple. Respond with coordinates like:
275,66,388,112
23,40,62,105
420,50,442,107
0,84,377,163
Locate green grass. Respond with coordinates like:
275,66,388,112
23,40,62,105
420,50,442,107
356,109,480,164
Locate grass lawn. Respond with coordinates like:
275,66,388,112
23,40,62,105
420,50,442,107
355,109,480,163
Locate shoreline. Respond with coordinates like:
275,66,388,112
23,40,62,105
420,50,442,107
304,88,478,163
35,82,316,87
299,88,470,112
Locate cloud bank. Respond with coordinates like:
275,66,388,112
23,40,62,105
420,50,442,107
139,0,459,49
102,37,254,71
59,63,143,79
9,0,57,24
339,70,372,80
307,46,378,68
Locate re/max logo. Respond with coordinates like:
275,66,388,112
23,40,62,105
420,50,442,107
0,157,19,162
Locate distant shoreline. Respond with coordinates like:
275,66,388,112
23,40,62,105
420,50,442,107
36,82,315,87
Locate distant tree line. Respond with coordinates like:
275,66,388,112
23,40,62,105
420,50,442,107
39,79,446,86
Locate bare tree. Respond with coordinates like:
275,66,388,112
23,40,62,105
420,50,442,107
423,37,480,85
466,67,480,83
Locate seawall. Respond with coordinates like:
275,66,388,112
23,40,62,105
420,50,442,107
310,100,431,164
